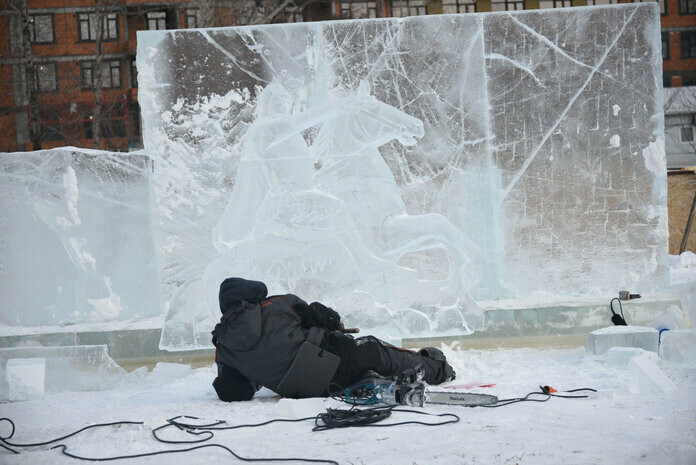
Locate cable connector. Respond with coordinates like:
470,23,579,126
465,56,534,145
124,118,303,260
539,385,557,395
618,291,641,301
610,298,628,326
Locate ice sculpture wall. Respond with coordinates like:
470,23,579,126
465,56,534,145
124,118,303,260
135,3,666,343
0,148,161,326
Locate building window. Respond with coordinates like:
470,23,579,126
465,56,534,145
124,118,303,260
104,60,121,88
633,0,667,14
492,0,525,11
340,1,378,18
663,74,672,88
32,63,57,92
81,60,121,89
392,0,428,17
679,0,696,14
539,0,572,8
130,103,142,138
101,103,127,138
185,9,198,28
130,58,138,88
81,62,92,88
28,15,54,43
77,13,119,41
77,14,91,40
682,126,695,144
83,102,127,140
40,113,62,141
283,6,304,22
443,0,476,13
683,76,696,86
662,32,670,60
681,31,696,59
147,12,167,30
41,125,62,141
104,13,119,38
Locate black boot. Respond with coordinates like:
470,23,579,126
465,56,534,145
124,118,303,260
417,347,456,383
375,344,456,385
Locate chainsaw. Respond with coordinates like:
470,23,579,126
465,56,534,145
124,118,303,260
342,370,498,407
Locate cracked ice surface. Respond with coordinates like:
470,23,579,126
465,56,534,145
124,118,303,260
137,4,667,347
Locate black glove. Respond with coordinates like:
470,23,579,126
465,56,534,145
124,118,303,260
292,302,344,331
310,302,344,331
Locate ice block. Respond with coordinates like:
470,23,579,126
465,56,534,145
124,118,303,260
0,148,161,326
6,358,46,401
587,326,659,355
659,329,696,366
0,345,125,401
134,3,666,345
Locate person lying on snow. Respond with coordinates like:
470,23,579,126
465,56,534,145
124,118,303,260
211,277,456,401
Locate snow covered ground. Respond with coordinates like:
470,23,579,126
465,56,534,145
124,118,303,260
670,252,696,285
1,255,696,464
1,345,694,464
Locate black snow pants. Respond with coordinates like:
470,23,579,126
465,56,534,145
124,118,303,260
324,333,451,389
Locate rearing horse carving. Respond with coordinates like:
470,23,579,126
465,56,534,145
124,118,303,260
203,82,483,328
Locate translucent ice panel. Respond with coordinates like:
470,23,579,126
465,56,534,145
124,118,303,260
659,329,696,366
602,347,653,367
159,278,218,350
485,6,668,296
6,358,46,401
587,326,659,355
137,4,667,345
151,362,192,380
628,353,677,394
0,345,125,401
0,148,161,326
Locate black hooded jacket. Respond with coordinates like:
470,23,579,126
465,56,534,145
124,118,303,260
211,278,328,401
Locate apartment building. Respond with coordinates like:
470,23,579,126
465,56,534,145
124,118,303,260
0,0,321,153
1,0,694,152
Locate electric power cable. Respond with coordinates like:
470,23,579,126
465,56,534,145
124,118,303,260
0,416,338,465
0,386,597,462
481,387,597,408
0,418,143,452
313,404,460,431
51,442,339,464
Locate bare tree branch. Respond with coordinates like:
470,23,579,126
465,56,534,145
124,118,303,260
8,0,42,149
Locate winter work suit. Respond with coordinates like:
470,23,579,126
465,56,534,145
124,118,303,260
212,277,455,402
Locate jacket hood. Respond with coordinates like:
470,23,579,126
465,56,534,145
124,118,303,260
216,278,268,351
219,278,268,313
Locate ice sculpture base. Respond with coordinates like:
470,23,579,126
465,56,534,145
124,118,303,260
0,318,214,369
0,345,125,401
405,293,684,349
0,294,684,367
482,294,678,337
